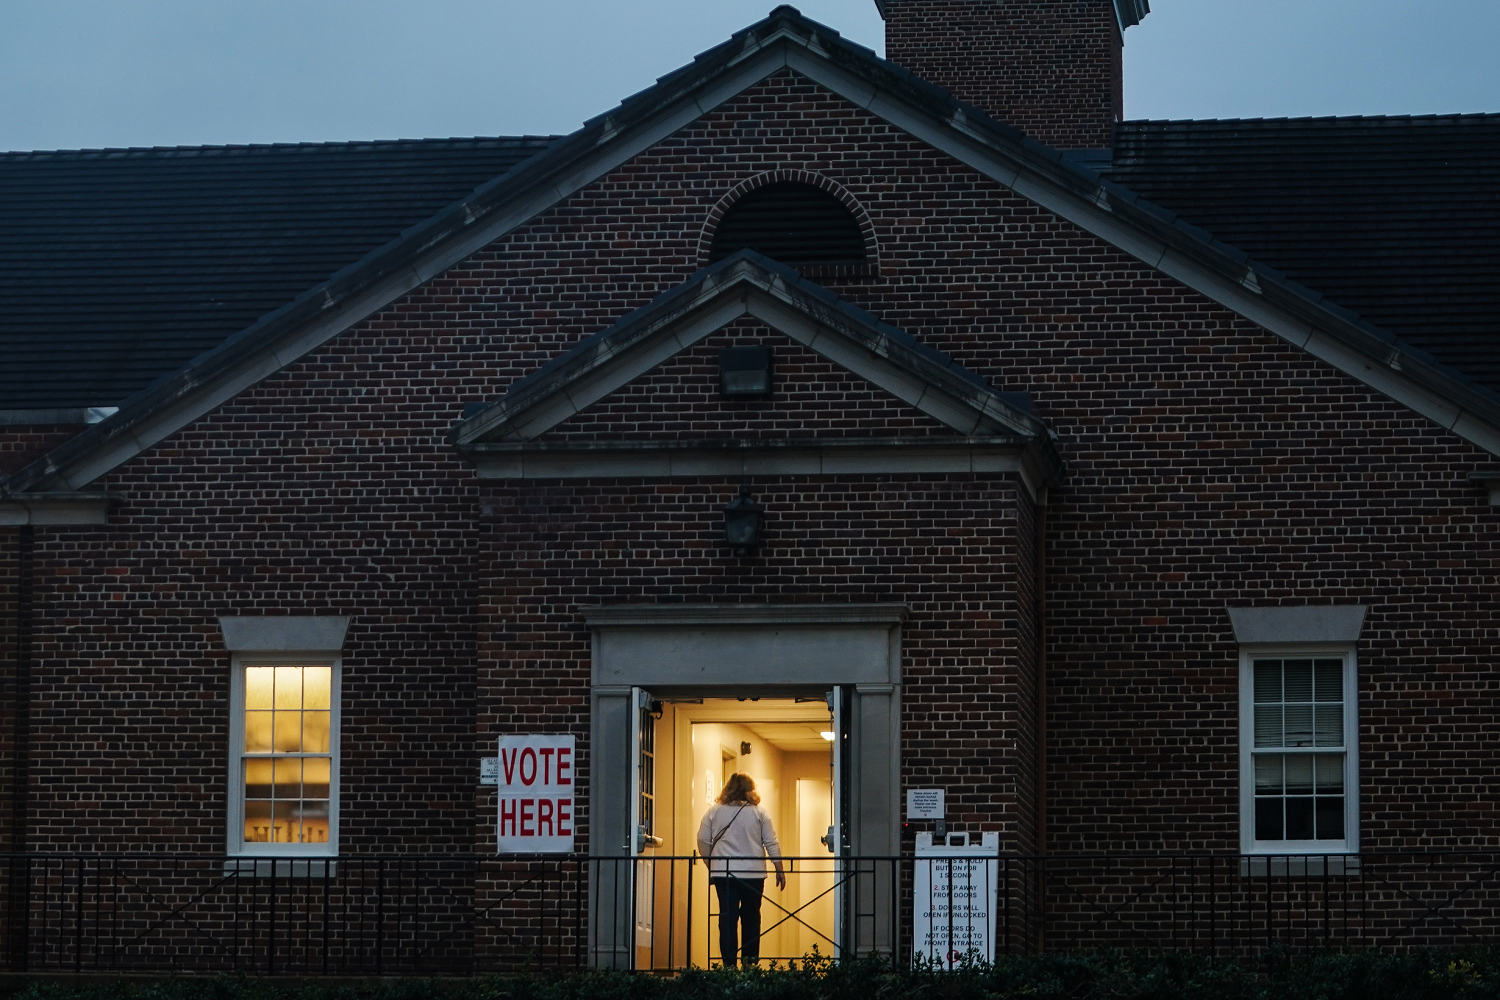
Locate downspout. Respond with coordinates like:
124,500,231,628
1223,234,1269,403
7,525,33,968
1033,500,1047,954
1034,502,1046,856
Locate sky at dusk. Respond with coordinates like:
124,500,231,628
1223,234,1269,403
3,0,1496,152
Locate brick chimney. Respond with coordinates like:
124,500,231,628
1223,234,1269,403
877,0,1148,150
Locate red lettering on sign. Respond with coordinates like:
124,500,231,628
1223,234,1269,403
499,798,518,837
537,797,554,835
519,748,536,785
500,748,521,784
519,797,536,835
557,747,572,785
557,798,572,836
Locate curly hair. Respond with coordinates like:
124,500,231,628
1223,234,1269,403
717,772,760,806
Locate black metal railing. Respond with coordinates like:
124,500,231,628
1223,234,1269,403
4,851,1498,975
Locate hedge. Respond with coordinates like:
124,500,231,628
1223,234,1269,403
7,949,1500,1000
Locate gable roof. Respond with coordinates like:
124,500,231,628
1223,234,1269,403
1104,114,1500,396
5,5,1500,506
0,136,555,413
452,250,1057,492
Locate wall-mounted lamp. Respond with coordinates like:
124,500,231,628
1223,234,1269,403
719,346,773,398
722,485,763,551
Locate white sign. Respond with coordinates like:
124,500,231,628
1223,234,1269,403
907,787,945,820
913,831,999,967
496,734,575,853
480,757,498,785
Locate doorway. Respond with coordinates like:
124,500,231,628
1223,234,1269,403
636,696,840,967
586,603,904,968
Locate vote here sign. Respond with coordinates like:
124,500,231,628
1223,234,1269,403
496,734,575,853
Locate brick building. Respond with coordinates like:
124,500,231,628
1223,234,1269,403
3,0,1499,971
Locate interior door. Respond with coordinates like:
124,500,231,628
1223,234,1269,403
629,687,661,964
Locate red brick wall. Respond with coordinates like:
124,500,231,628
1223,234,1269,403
19,337,483,854
882,0,1123,149
7,70,1498,874
0,425,85,477
0,529,19,855
475,476,1037,849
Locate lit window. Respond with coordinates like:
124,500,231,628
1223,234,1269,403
231,660,338,856
1240,650,1356,854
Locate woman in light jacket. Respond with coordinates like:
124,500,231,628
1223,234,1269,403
696,772,786,967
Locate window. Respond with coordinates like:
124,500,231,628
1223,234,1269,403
1239,649,1357,854
708,182,867,268
229,659,339,856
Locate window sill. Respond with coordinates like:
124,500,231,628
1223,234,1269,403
224,857,338,879
1240,853,1360,878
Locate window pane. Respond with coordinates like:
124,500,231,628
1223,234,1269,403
1254,706,1282,747
1314,705,1343,747
303,667,331,710
1285,797,1315,840
301,711,331,753
244,759,274,799
1315,797,1345,840
1314,754,1344,793
1314,659,1343,700
1285,755,1314,795
1284,705,1314,746
299,801,330,844
244,800,273,842
1254,755,1282,793
1283,661,1313,701
1254,661,1281,702
273,710,301,752
245,668,275,710
272,759,302,799
245,711,273,752
1255,798,1283,841
303,758,331,798
269,801,300,844
274,667,303,711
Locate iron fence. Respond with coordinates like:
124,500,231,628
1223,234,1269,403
3,851,1498,975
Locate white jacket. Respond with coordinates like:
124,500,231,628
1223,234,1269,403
697,802,782,880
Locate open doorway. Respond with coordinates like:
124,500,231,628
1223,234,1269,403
633,695,841,968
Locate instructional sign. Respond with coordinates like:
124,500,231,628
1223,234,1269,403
906,787,945,820
913,831,999,966
496,734,575,853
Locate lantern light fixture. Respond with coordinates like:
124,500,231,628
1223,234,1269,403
722,484,763,551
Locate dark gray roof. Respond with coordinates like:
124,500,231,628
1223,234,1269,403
1105,114,1500,395
0,136,556,410
1,3,1496,435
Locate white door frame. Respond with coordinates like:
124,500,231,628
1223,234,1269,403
586,604,904,968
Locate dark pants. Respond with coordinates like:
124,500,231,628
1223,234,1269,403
711,876,766,966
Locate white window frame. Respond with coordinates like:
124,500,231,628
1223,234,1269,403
1238,644,1358,856
227,653,341,859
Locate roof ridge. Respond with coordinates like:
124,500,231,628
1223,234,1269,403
1120,112,1500,127
0,135,561,160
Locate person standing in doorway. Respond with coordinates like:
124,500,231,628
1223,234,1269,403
697,772,786,967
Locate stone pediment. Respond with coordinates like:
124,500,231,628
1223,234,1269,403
451,252,1062,497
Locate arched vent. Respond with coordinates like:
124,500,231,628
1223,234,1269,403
709,182,867,267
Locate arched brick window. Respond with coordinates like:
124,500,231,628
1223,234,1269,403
707,181,870,269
